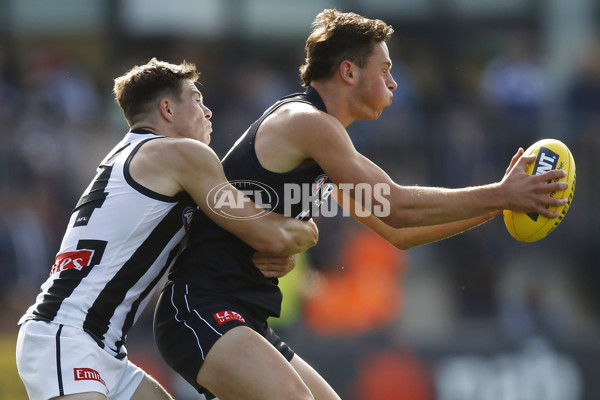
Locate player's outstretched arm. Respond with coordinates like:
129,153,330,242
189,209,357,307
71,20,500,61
333,147,559,249
334,187,500,250
137,138,318,256
291,110,568,229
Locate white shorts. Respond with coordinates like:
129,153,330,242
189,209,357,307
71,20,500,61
16,320,145,400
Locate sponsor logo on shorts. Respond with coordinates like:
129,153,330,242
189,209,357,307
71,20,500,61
50,250,93,275
213,310,246,325
73,368,107,388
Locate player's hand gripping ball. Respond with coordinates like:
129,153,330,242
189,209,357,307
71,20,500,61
503,139,576,242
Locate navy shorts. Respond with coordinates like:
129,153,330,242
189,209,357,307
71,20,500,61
153,282,294,395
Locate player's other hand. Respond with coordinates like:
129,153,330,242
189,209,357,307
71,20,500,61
252,253,297,278
504,147,524,176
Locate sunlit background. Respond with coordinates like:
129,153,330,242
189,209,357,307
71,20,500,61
1,0,599,399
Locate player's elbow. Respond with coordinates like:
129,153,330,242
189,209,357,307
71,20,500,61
379,202,427,229
392,240,414,251
378,212,411,229
385,230,416,251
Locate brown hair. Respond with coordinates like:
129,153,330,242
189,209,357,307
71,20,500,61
113,58,200,126
299,9,394,87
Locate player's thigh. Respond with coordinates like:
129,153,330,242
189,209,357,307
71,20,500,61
131,373,173,400
197,325,313,400
50,392,106,400
290,354,341,400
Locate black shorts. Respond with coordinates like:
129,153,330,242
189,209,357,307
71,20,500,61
153,282,295,395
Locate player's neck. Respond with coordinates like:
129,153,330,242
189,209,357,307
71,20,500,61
130,119,168,137
310,82,355,127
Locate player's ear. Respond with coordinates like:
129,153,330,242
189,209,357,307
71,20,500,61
339,60,356,85
159,98,174,121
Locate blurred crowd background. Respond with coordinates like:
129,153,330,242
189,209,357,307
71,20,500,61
1,0,599,399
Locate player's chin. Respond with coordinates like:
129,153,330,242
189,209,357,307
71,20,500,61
373,102,392,118
199,133,211,145
360,108,381,120
371,108,386,120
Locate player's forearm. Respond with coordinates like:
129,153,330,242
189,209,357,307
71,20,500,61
380,183,503,229
353,198,500,250
385,211,500,250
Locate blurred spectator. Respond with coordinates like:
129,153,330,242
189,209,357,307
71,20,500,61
0,212,18,298
431,101,497,188
4,194,50,291
19,44,101,127
480,31,547,147
211,55,297,155
434,227,503,319
353,349,433,400
566,39,600,139
303,227,407,337
497,253,580,340
0,49,22,126
565,39,600,315
0,44,105,319
565,39,600,226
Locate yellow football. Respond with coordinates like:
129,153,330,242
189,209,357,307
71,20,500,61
503,138,576,242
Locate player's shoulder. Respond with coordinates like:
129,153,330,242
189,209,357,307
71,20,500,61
131,136,222,194
279,100,329,119
274,101,341,135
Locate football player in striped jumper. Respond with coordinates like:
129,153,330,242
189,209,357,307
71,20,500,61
16,58,318,400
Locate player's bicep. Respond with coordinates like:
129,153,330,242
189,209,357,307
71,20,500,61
297,117,395,188
174,143,265,223
311,143,397,215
